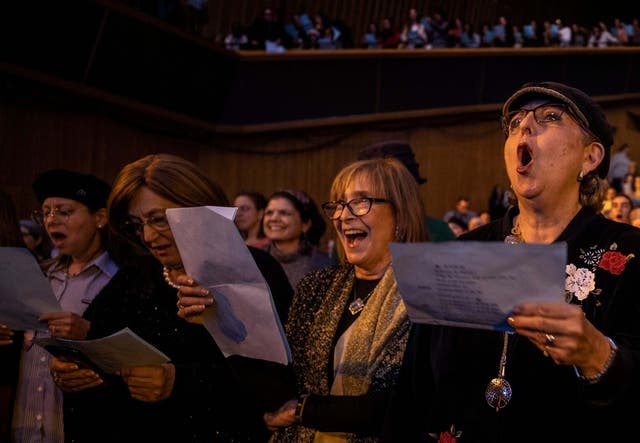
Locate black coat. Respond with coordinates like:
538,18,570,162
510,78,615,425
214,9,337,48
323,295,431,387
64,247,294,443
383,207,640,442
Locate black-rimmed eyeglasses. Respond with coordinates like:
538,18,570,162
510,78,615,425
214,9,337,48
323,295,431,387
321,197,390,220
502,103,569,136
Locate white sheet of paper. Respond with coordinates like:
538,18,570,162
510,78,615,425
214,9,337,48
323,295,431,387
166,206,291,364
33,327,170,374
0,247,62,330
390,241,567,331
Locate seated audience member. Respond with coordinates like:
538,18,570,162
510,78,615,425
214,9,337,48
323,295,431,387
264,157,429,441
629,207,640,228
607,193,633,224
234,191,270,248
50,154,294,443
19,219,55,263
601,185,617,217
263,189,331,289
443,196,478,227
467,213,488,231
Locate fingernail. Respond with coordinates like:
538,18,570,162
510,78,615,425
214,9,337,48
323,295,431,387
201,288,210,296
507,316,515,326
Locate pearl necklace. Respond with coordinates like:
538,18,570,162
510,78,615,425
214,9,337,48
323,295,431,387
163,267,181,289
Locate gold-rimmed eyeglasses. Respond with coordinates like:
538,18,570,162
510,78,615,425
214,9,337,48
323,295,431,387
122,213,170,239
32,208,76,226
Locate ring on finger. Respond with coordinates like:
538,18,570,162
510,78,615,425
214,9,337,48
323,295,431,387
545,333,556,346
177,300,185,310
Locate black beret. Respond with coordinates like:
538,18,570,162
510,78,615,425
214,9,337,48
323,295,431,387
357,140,427,184
503,81,614,179
32,169,111,211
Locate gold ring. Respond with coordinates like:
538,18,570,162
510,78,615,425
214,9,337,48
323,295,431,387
545,333,556,346
177,300,185,310
543,347,550,357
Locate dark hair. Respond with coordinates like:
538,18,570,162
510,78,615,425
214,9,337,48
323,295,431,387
267,189,326,246
448,216,468,231
234,191,268,238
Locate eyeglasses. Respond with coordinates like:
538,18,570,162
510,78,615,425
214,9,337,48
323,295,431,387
32,207,76,226
321,197,390,220
502,103,569,136
122,213,170,239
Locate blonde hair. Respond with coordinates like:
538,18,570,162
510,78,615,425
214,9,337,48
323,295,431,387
329,158,428,247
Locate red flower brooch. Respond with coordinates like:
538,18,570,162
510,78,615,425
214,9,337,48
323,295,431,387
598,249,632,275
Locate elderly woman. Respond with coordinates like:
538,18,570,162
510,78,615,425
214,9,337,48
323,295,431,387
263,189,332,289
385,81,640,442
262,158,428,442
51,154,294,443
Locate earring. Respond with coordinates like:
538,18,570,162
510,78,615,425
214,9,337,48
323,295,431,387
395,225,400,241
577,170,584,182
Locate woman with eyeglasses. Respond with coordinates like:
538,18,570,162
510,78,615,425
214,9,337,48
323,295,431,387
262,189,332,289
10,169,115,443
384,82,640,442
50,154,294,443
261,157,428,442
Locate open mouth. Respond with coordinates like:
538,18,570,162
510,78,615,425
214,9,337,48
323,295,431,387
517,143,533,171
343,228,368,247
49,232,66,241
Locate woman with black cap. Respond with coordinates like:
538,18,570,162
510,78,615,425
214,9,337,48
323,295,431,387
384,81,640,442
11,169,116,443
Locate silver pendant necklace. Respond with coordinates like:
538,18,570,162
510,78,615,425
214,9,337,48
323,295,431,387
348,278,377,316
485,331,513,410
485,218,522,410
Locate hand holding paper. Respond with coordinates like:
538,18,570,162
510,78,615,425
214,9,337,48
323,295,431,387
390,241,567,331
166,206,291,364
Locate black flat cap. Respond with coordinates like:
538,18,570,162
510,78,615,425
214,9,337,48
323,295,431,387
32,169,111,211
357,140,427,184
503,81,614,178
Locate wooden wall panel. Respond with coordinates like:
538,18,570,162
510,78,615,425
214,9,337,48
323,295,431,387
2,100,639,250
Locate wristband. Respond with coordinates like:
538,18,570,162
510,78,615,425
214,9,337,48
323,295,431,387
574,336,618,384
294,394,309,423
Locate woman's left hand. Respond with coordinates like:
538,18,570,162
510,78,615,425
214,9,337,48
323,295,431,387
118,363,175,402
509,301,613,376
39,312,90,339
174,275,215,324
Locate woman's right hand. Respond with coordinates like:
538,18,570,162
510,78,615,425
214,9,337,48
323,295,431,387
173,275,215,324
50,357,103,392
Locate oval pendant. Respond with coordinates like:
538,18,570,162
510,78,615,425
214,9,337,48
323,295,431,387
485,377,512,411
